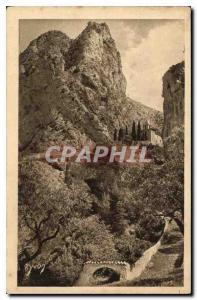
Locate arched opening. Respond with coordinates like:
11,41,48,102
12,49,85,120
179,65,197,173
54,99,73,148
93,267,120,285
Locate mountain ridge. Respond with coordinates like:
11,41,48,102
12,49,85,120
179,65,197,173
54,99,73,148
19,22,162,154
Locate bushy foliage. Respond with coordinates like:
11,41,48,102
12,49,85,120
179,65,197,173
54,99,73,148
18,127,184,286
135,211,165,243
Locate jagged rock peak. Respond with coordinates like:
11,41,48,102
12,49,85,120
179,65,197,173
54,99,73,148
20,30,71,63
80,21,115,46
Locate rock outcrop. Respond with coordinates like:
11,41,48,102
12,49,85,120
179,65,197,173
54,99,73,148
162,61,184,138
19,22,127,153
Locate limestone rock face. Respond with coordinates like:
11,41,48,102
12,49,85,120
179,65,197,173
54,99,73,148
162,62,184,138
19,22,162,154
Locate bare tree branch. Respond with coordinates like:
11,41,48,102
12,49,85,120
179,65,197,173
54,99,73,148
18,211,61,284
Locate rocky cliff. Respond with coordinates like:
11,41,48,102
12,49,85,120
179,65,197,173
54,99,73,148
162,61,184,138
19,22,162,154
18,22,166,286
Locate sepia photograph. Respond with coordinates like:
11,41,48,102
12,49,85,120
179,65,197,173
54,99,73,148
7,6,191,294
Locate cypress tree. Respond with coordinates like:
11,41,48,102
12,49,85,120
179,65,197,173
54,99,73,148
125,125,128,135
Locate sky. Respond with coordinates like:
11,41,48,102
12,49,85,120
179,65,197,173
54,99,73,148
20,19,184,111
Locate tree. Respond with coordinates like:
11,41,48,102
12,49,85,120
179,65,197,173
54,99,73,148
18,210,61,285
125,125,128,135
143,130,147,141
118,128,124,141
62,215,119,262
118,128,184,237
131,121,136,141
137,121,141,141
133,155,184,235
113,128,117,141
